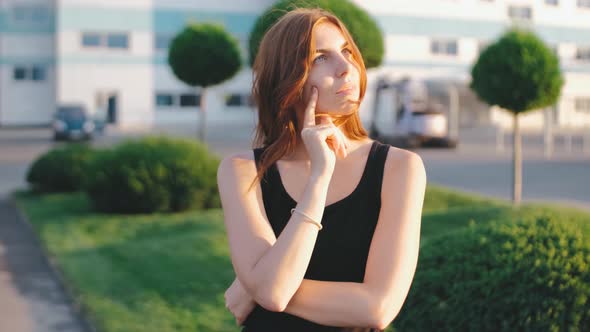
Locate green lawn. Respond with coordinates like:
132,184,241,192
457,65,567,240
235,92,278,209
13,186,590,332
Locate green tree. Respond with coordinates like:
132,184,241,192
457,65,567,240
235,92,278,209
470,28,564,204
168,23,242,141
248,0,384,69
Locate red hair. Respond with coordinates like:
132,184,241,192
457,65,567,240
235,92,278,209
249,8,369,191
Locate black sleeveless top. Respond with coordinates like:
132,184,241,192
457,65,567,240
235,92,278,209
242,140,391,332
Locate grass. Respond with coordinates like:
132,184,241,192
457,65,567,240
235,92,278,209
12,186,590,332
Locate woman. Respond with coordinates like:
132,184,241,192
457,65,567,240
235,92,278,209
217,8,426,331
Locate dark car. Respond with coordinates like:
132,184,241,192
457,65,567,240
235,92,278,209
52,104,105,141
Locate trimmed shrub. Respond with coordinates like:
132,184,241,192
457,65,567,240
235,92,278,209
84,136,220,214
248,0,384,68
394,216,590,331
26,143,95,193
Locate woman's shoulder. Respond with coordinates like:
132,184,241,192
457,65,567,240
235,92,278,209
217,150,260,181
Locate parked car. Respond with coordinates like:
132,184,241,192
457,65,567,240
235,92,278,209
368,76,458,149
52,104,105,141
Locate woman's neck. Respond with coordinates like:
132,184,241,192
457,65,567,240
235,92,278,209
283,134,371,161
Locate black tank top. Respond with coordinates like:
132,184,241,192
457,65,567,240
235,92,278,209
242,140,391,332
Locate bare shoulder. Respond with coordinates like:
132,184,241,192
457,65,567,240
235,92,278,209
382,145,427,185
217,150,259,189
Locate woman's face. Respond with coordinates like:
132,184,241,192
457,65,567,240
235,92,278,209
302,22,360,118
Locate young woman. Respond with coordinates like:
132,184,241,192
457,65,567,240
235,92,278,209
217,8,426,331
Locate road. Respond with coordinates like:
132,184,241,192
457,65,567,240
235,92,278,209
1,115,589,209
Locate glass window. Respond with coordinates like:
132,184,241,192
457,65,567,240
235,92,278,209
431,40,458,56
13,67,27,80
107,33,129,49
156,93,174,106
155,34,172,50
31,6,49,21
31,66,46,81
578,0,590,8
180,94,201,107
12,6,28,21
508,6,532,19
82,33,102,47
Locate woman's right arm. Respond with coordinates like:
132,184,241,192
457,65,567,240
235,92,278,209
217,154,330,312
218,87,345,312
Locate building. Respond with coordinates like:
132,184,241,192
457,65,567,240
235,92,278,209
1,0,589,131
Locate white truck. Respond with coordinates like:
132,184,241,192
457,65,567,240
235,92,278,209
368,76,458,149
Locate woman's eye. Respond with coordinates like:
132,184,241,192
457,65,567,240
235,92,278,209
342,48,352,56
313,54,327,64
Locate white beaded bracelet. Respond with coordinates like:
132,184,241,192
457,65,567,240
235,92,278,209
290,208,323,231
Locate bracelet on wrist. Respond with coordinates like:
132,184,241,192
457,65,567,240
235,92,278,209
290,208,323,231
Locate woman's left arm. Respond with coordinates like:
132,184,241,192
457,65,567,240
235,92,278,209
283,149,426,329
227,149,425,329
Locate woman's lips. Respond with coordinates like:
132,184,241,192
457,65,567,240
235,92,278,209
336,86,355,95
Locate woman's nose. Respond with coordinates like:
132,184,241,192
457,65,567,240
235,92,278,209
335,54,353,78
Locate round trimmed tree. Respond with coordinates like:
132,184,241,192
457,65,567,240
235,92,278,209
248,0,384,69
168,23,242,141
470,28,564,204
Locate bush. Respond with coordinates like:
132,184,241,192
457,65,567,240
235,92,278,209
84,136,220,214
248,0,384,68
26,143,95,193
394,216,590,332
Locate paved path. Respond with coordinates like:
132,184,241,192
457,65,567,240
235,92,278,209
0,198,91,332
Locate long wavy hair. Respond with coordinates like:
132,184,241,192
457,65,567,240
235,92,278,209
249,8,369,192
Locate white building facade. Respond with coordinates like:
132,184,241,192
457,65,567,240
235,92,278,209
1,0,589,130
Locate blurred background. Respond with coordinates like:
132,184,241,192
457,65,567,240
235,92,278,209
1,0,589,331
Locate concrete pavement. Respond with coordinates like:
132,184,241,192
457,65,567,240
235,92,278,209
0,198,91,332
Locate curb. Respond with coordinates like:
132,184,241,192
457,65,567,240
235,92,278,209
7,193,99,332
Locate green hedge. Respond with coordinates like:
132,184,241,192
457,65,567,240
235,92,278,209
84,136,220,214
248,0,384,68
394,215,590,331
26,143,95,193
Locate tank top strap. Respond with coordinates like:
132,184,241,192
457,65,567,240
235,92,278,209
366,141,391,205
252,146,271,186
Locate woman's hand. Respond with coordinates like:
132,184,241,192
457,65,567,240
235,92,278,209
301,87,349,178
224,277,256,326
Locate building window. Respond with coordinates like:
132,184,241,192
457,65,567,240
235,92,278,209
31,66,46,81
82,33,102,47
155,34,172,50
508,6,533,20
180,94,201,107
545,0,559,6
431,39,458,56
11,5,49,23
575,98,590,113
107,33,129,49
155,93,175,107
225,93,255,107
81,32,129,49
13,67,27,80
576,46,590,61
578,0,590,8
13,66,46,81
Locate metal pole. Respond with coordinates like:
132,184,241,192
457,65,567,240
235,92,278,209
496,125,504,152
543,106,553,158
447,84,459,141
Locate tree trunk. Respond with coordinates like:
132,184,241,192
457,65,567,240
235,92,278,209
199,88,207,142
512,112,522,205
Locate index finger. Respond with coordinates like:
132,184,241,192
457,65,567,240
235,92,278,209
303,87,318,128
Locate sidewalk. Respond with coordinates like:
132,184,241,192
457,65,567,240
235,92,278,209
0,197,92,332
